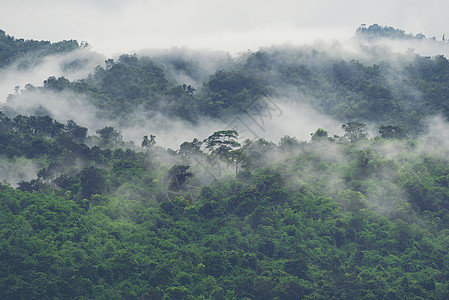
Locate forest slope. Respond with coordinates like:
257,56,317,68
2,25,449,299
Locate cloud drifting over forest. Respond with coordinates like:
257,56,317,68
4,1,449,150
0,48,105,102
2,0,449,56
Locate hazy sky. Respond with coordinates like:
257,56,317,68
1,0,449,56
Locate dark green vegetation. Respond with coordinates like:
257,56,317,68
3,25,449,299
0,29,82,68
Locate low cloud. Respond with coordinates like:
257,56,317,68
417,115,449,158
0,157,41,188
3,89,105,132
0,47,105,103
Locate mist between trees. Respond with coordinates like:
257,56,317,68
3,24,449,298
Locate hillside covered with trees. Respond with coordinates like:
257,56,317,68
2,25,449,299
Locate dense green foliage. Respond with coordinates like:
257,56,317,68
2,111,449,299
3,25,449,299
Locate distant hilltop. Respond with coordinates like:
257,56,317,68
356,23,442,41
0,29,84,68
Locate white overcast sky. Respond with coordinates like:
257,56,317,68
1,0,449,56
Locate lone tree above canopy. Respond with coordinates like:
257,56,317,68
203,130,241,156
203,130,246,175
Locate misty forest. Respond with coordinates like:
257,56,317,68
4,24,449,299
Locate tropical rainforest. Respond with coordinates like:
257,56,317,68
2,24,449,299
